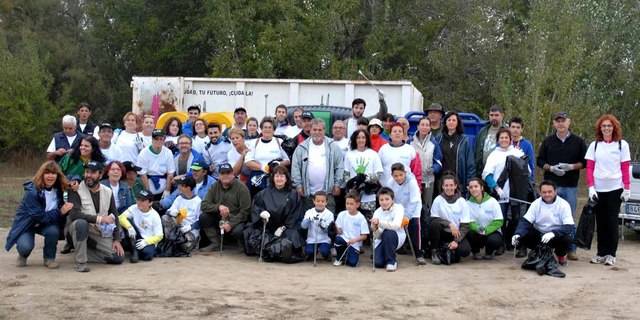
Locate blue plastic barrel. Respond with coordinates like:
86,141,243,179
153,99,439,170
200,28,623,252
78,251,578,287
404,111,488,145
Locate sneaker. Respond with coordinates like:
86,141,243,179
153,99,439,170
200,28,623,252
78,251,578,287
557,255,567,266
590,255,605,264
483,252,495,260
416,257,427,265
386,262,397,272
333,259,343,267
431,250,441,265
604,255,616,266
567,251,579,261
199,243,219,252
44,259,59,269
16,256,27,267
75,263,90,273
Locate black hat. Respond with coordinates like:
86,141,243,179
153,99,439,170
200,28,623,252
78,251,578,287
425,103,445,115
122,161,141,172
234,107,247,114
85,161,104,171
553,111,569,120
218,163,233,174
135,189,153,200
152,129,165,138
174,175,196,189
301,111,314,119
190,159,207,171
99,123,113,131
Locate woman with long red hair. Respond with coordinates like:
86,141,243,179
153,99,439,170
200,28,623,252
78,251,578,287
585,114,631,266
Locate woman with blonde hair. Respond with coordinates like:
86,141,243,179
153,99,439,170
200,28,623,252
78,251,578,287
5,161,73,269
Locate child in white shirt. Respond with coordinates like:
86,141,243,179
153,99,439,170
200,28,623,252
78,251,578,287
333,191,369,267
301,191,334,261
119,189,163,262
371,187,406,272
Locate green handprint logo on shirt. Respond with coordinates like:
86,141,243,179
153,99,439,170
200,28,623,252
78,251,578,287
355,157,369,175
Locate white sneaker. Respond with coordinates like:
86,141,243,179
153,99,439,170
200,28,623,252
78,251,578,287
333,259,343,267
604,255,616,266
386,262,397,272
590,255,605,264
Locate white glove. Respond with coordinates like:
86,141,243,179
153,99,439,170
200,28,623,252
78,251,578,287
550,165,566,176
588,187,598,201
260,211,270,221
495,187,506,199
274,226,286,237
319,218,331,229
162,190,171,199
556,163,574,171
180,224,192,234
127,227,136,238
622,189,631,202
303,211,314,221
511,235,520,247
135,239,148,250
541,232,555,244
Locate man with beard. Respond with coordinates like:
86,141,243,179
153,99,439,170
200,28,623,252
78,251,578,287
475,105,507,175
345,93,389,139
66,161,124,272
203,123,231,179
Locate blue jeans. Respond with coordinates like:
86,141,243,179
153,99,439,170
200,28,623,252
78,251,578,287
16,224,60,260
334,236,360,267
374,230,399,268
556,186,577,252
305,242,331,258
139,245,156,261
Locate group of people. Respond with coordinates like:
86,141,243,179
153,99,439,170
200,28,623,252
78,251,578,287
5,97,632,273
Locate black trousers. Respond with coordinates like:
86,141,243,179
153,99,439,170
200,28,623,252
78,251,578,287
468,232,503,255
199,212,245,247
428,221,470,258
520,229,572,257
594,188,623,257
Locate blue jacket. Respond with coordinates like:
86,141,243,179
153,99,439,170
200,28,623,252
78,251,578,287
182,122,194,137
100,180,135,213
174,149,206,176
5,182,64,251
159,174,217,209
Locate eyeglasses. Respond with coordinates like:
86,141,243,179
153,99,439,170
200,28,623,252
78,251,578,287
601,124,613,128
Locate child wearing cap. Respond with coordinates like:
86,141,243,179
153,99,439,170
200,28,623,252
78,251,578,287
118,190,163,262
160,175,201,255
137,129,175,200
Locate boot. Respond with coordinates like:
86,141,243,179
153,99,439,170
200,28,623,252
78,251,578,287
431,249,441,265
129,238,139,263
516,246,528,258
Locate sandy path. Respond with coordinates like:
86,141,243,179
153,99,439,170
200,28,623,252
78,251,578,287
1,228,639,320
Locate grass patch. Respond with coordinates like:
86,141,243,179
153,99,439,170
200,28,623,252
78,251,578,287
0,151,44,227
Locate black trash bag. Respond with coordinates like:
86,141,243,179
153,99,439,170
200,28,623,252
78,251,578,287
521,244,565,278
575,201,596,250
263,236,304,264
243,226,268,256
437,244,461,265
156,227,192,257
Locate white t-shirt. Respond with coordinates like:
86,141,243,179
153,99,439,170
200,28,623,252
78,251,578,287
275,123,292,137
482,127,500,164
467,196,503,230
307,142,327,193
585,140,631,192
335,210,370,251
114,130,144,163
46,134,78,152
301,208,334,244
245,138,289,167
333,138,350,154
523,196,574,233
431,196,472,228
141,135,152,148
387,175,422,219
192,135,210,154
344,149,383,203
378,143,418,187
167,195,202,236
136,146,176,195
482,146,526,203
100,143,123,164
44,188,59,211
79,123,100,138
346,117,359,140
372,204,406,250
122,205,163,241
285,126,302,139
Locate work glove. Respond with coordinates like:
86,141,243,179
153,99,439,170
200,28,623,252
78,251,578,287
260,211,270,221
180,224,192,234
127,227,136,239
556,163,574,171
274,226,286,237
588,187,598,202
621,189,631,202
319,218,331,229
550,165,566,177
495,187,506,199
541,232,555,244
135,239,148,250
511,235,520,247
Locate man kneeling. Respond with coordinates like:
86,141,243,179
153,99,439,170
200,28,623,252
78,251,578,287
512,180,575,266
66,161,124,272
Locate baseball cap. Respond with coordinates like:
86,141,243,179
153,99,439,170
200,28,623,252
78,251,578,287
152,129,165,138
553,111,569,120
136,189,153,200
368,118,384,129
85,161,104,171
99,123,113,131
174,175,196,189
234,107,247,114
218,163,233,174
122,161,141,172
301,111,314,120
190,159,207,171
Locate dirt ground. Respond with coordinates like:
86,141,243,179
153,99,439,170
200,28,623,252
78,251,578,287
1,229,639,320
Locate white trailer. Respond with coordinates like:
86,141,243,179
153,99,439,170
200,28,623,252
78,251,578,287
131,77,424,119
